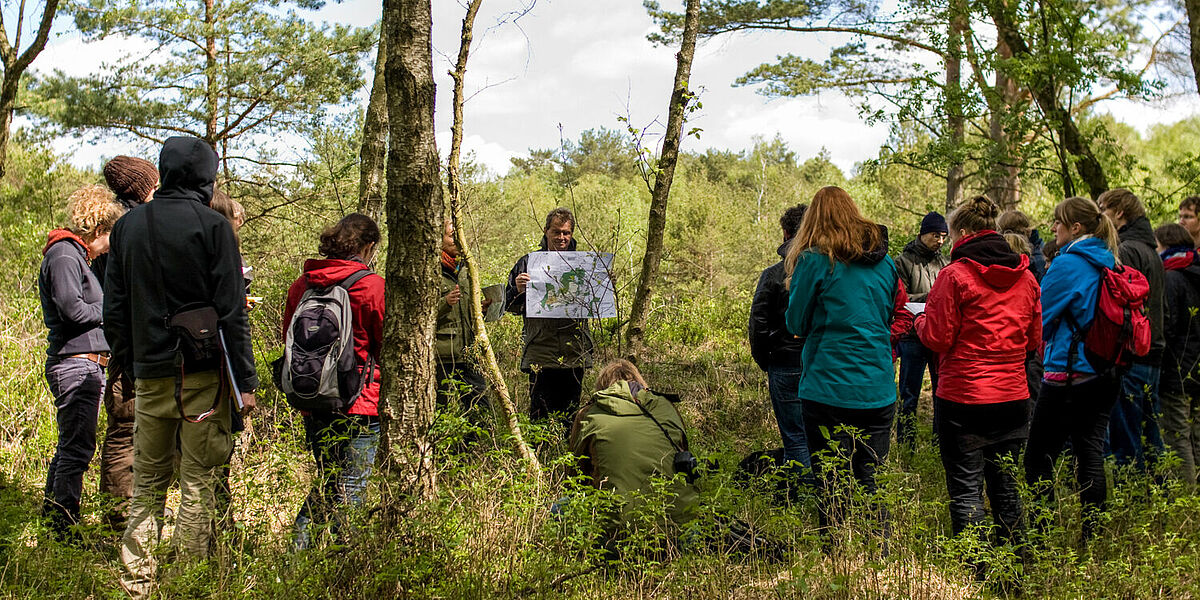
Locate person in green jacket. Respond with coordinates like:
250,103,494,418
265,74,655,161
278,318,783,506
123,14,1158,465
784,186,912,535
568,359,699,533
436,222,492,423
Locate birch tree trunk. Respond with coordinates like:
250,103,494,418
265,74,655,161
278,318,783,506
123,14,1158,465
378,0,440,502
444,0,541,474
358,34,388,222
624,0,701,363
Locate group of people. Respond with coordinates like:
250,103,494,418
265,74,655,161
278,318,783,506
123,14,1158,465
750,185,1200,549
36,133,1200,587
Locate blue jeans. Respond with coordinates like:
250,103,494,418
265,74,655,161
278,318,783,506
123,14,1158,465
43,356,103,537
897,338,938,443
767,365,810,468
1107,363,1163,469
294,414,380,550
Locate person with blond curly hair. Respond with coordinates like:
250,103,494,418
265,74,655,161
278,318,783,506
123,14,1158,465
38,184,124,541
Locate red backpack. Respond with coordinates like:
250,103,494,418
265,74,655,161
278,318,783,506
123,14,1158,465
1065,264,1152,375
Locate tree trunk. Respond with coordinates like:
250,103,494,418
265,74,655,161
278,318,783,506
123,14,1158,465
943,0,967,212
986,0,1108,199
378,0,440,502
985,37,1021,211
358,33,389,222
625,0,701,363
204,0,219,146
1187,0,1200,96
444,0,540,474
0,0,61,178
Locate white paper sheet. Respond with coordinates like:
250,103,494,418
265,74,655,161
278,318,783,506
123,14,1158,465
526,251,616,319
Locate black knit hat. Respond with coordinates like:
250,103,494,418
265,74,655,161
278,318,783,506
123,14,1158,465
920,211,948,236
103,155,158,208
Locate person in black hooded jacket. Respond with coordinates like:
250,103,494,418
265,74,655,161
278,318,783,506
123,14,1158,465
749,204,810,472
1156,223,1200,484
1098,189,1166,470
104,136,256,595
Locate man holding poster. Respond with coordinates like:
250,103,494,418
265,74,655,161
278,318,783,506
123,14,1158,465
505,208,597,433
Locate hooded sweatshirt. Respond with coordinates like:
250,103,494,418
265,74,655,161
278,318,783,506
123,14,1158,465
785,225,912,409
283,258,385,416
504,236,594,371
1041,235,1116,379
39,229,109,357
1115,216,1165,363
1162,249,1200,395
749,240,804,371
103,137,257,391
916,231,1041,404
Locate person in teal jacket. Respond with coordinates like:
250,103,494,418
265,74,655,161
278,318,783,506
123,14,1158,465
1025,195,1122,542
784,186,912,535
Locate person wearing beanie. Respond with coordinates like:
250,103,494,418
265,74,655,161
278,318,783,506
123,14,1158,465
94,156,159,532
103,156,158,209
894,210,950,446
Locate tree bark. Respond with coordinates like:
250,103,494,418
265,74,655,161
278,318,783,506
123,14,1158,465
985,37,1021,211
444,0,541,474
379,0,440,502
358,33,389,222
943,0,967,212
625,0,701,363
1187,0,1200,96
986,0,1108,199
204,0,218,146
0,0,60,178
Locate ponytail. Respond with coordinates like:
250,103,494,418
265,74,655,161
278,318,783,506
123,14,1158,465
1054,196,1119,257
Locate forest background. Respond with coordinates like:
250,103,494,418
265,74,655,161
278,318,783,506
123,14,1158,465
1,0,1200,597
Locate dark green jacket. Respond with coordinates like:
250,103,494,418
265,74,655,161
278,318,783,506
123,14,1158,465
895,238,949,303
435,261,474,364
504,243,594,371
569,381,698,525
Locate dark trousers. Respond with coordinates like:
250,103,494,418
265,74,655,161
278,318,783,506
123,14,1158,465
101,365,136,529
937,398,1029,542
897,339,938,444
1107,362,1163,469
43,356,103,537
437,360,493,425
767,365,810,468
804,401,895,530
1025,375,1119,537
529,367,584,433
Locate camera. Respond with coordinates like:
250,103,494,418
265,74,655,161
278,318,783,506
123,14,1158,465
674,450,699,484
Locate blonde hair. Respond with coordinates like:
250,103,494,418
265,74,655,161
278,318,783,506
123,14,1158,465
66,184,123,239
593,359,648,392
1004,232,1032,256
1054,196,1119,255
998,210,1032,236
949,195,1000,234
785,186,881,275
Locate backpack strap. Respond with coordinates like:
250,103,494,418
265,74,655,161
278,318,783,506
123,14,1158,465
337,268,373,291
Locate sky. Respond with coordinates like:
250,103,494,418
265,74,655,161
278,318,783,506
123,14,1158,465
21,0,1200,177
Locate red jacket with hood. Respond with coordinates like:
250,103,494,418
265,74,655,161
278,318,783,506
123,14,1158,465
283,258,385,416
915,231,1041,405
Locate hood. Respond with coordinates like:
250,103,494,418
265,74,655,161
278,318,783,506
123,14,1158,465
1163,247,1198,271
538,236,578,252
1060,235,1116,271
43,228,88,258
1118,216,1157,250
777,239,791,259
853,224,890,266
589,380,674,417
154,136,217,206
951,230,1028,289
903,237,941,261
300,257,371,288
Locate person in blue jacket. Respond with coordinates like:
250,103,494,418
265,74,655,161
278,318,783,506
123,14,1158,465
784,186,912,534
1025,195,1122,541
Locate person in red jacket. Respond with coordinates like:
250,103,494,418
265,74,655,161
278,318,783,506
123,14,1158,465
282,213,385,550
916,196,1041,547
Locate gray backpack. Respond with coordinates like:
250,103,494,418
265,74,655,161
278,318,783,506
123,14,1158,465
273,269,374,413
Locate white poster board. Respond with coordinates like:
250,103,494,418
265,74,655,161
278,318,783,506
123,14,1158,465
526,251,616,319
